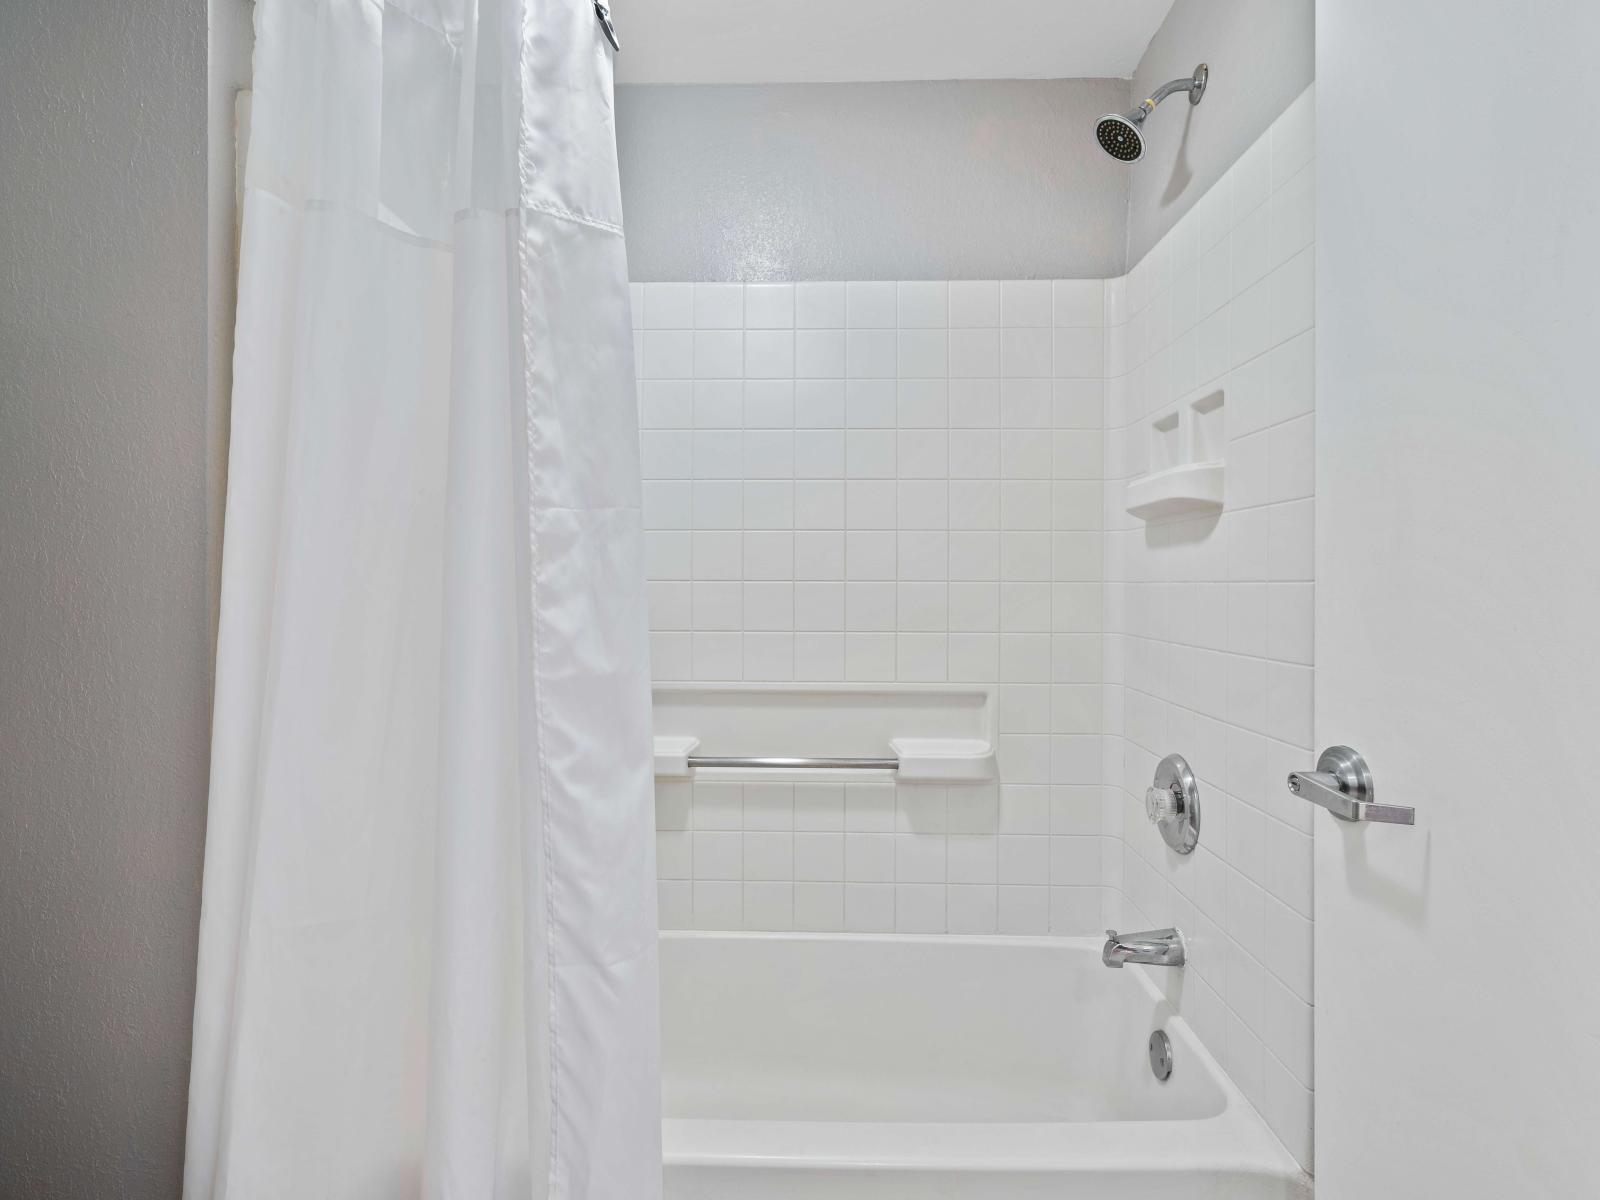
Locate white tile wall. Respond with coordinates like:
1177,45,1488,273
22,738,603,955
1102,87,1315,1168
633,278,1110,939
631,84,1316,1173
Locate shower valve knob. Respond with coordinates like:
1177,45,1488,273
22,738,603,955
1145,785,1179,823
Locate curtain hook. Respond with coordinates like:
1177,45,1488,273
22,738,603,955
594,2,620,52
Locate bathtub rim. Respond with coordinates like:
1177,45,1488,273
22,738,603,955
659,929,1308,1185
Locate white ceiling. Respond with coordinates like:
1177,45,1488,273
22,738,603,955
610,0,1176,85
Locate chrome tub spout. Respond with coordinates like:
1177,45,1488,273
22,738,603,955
1102,927,1186,969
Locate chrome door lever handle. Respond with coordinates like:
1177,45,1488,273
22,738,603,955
1286,746,1414,825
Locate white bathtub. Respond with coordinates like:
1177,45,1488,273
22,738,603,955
661,932,1311,1199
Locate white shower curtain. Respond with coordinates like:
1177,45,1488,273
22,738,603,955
185,1,660,1196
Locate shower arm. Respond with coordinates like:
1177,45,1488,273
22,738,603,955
1131,65,1209,124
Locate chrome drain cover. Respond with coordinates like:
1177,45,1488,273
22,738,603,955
1148,1029,1174,1081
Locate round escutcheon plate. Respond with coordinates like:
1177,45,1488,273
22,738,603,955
1149,1029,1174,1081
1148,752,1201,855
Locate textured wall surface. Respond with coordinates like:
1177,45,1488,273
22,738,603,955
617,80,1131,282
0,2,211,1196
1126,0,1313,264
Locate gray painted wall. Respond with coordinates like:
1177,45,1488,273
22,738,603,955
617,79,1131,281
0,2,212,1196
1127,0,1315,264
615,2,1316,283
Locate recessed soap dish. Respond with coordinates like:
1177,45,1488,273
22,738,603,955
1126,463,1225,519
1125,389,1225,521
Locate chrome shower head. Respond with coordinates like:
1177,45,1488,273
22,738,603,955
1096,63,1208,164
1096,113,1146,162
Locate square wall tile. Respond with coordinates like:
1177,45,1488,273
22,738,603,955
949,281,1000,328
745,283,795,329
796,282,846,328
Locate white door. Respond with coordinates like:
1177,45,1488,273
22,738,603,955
1315,3,1600,1196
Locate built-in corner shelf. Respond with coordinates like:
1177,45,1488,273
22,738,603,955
651,684,996,784
1124,388,1226,521
1125,462,1226,520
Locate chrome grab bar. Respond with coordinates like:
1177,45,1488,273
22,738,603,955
686,755,898,771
